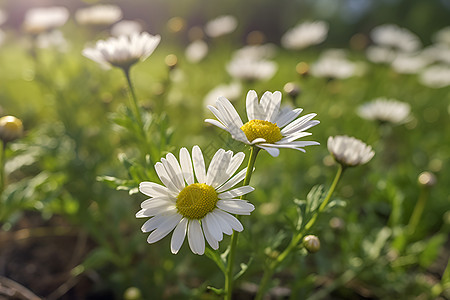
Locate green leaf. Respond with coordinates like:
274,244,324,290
205,248,226,275
206,286,224,295
419,233,447,268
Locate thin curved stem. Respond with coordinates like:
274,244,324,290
224,146,260,300
0,141,5,196
123,67,144,131
255,164,344,300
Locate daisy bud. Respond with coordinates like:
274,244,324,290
0,115,24,144
283,82,301,100
417,171,436,188
303,235,320,253
165,54,178,70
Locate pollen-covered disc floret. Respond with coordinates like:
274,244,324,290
136,146,255,255
241,120,283,144
206,90,320,157
177,183,218,219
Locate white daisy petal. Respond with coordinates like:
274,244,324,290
147,214,183,243
257,145,280,157
246,90,264,121
264,91,282,123
214,210,244,232
188,220,205,255
154,162,180,193
217,199,255,215
217,96,244,128
139,181,169,197
217,167,247,193
202,219,219,250
210,210,233,235
192,146,207,183
276,107,303,128
205,118,227,130
165,153,185,189
141,215,166,232
218,185,254,199
140,197,174,209
204,213,224,241
179,147,194,185
206,149,226,186
281,113,318,135
171,217,188,254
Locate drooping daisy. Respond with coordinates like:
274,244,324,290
82,32,161,70
357,98,411,124
136,146,255,255
281,21,329,50
327,135,375,167
419,65,450,89
206,90,320,157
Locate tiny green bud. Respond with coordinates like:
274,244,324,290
0,115,24,143
124,287,142,300
303,235,320,253
418,171,436,187
283,82,301,99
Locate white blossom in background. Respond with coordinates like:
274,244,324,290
421,44,450,65
185,40,209,63
232,44,278,61
432,26,450,46
419,65,450,88
0,9,7,26
370,24,422,53
206,90,320,157
391,53,430,74
203,82,242,108
281,21,328,50
111,20,143,37
327,135,375,167
36,30,69,52
226,57,277,82
0,29,4,47
310,49,359,79
136,146,255,255
82,32,161,70
75,4,123,26
366,45,397,64
204,15,237,38
23,6,69,34
358,98,411,124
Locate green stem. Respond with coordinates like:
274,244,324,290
123,67,144,131
255,164,344,300
224,146,260,300
0,141,5,196
407,186,428,236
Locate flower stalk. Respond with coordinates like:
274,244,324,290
255,163,344,299
0,141,5,196
224,146,260,300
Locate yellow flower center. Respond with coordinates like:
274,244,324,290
240,119,283,144
176,183,218,219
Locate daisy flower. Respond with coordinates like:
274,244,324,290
204,15,238,38
281,21,329,50
136,146,255,255
357,98,411,124
75,4,123,26
206,90,320,157
23,6,69,34
327,135,375,167
82,32,161,70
